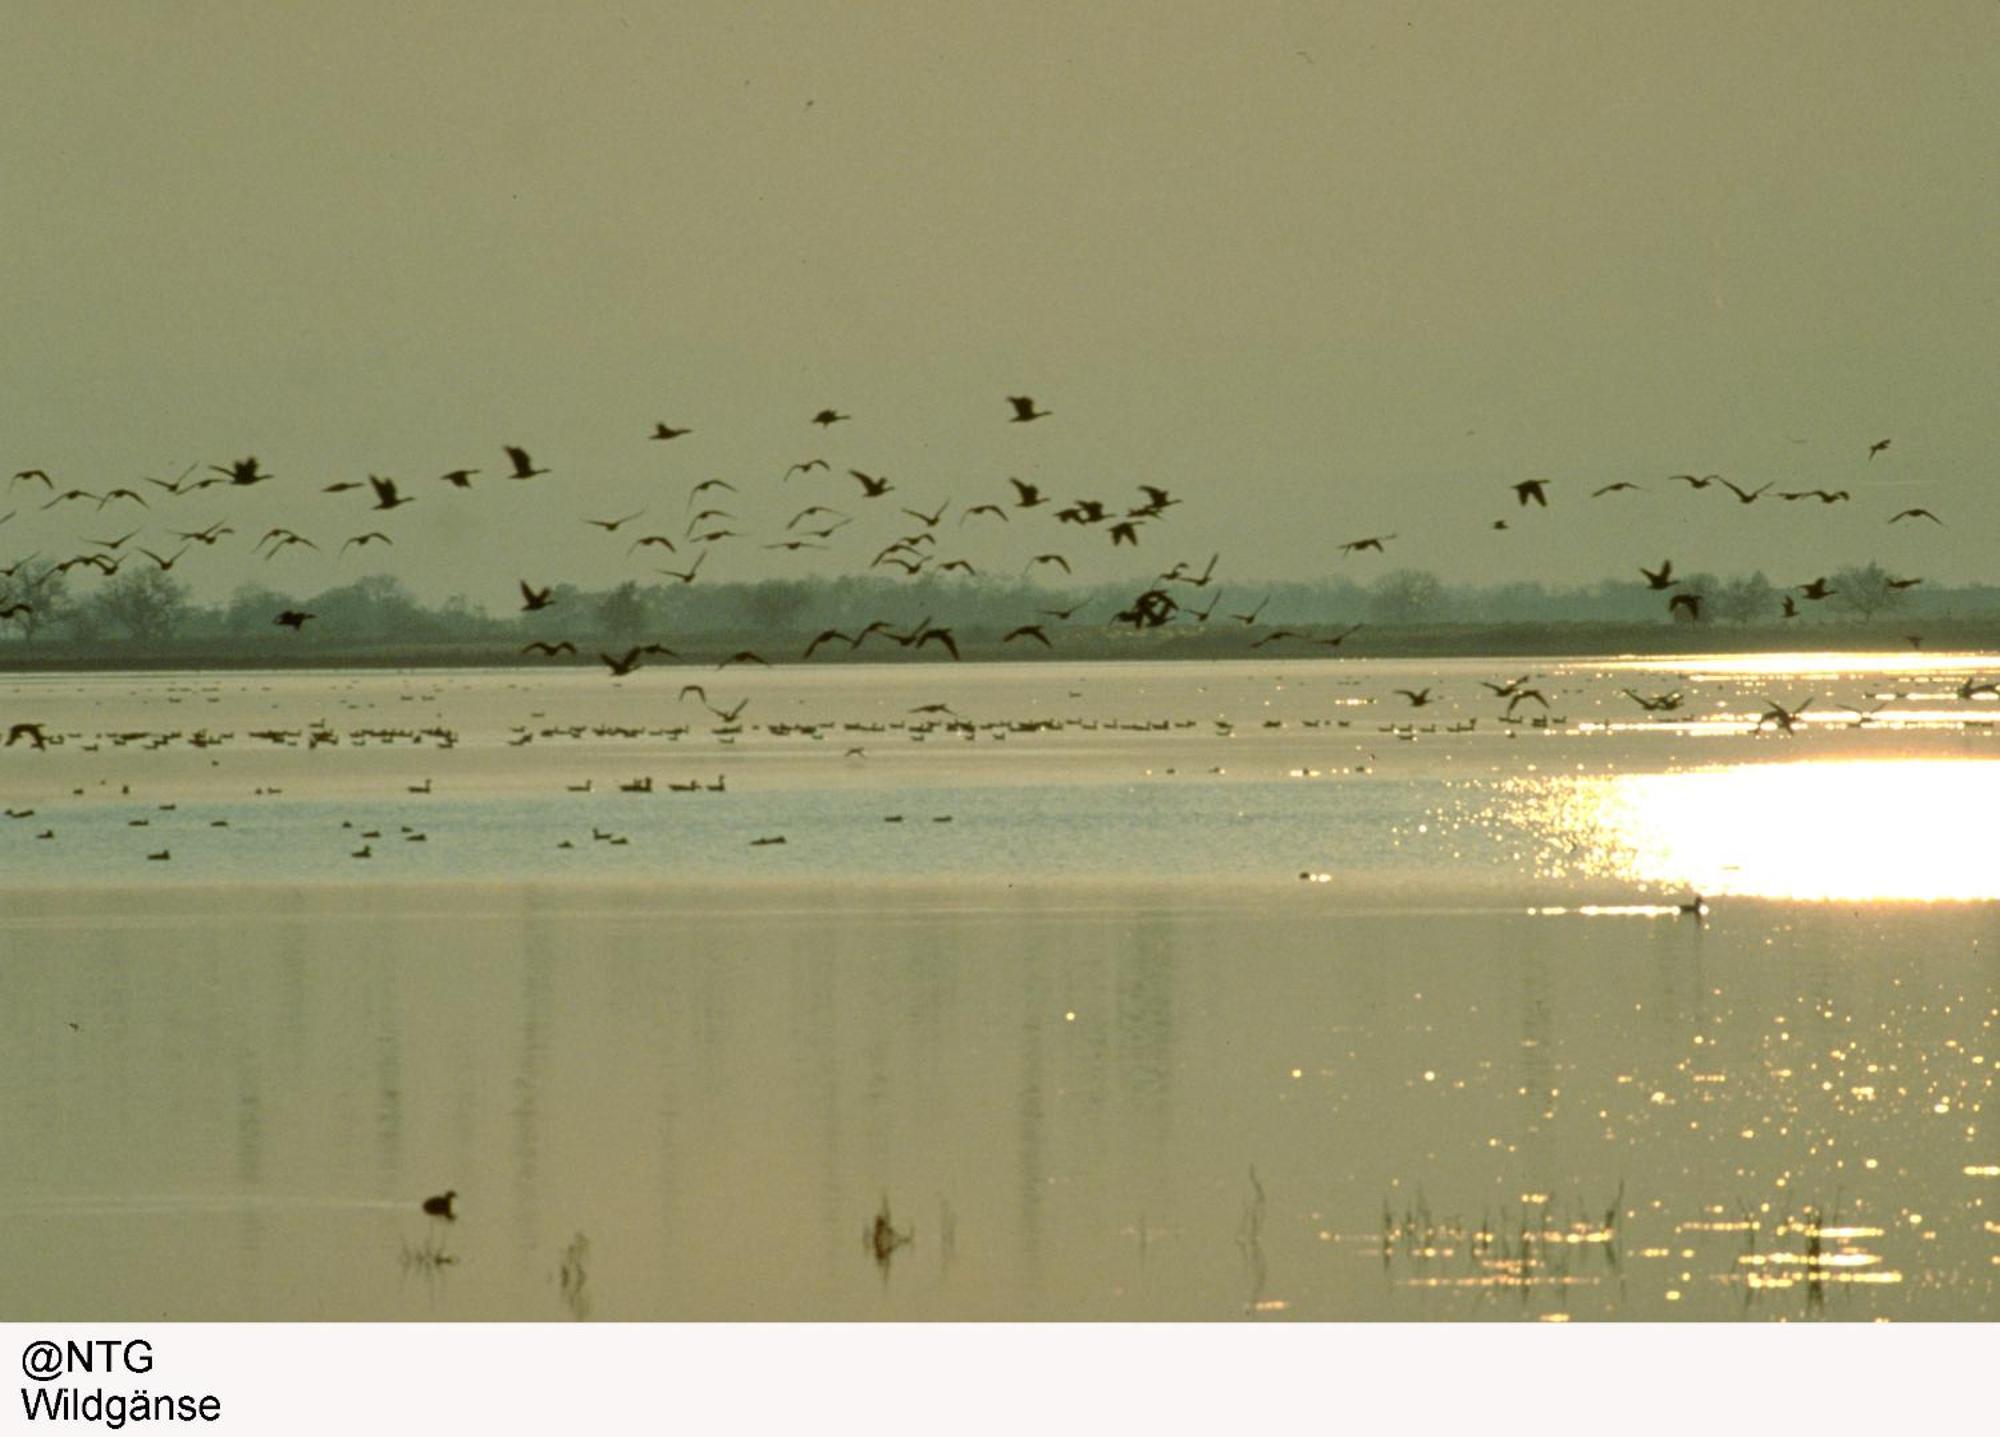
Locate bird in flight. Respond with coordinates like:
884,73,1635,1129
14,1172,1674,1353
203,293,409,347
1668,592,1703,620
1008,478,1048,509
1337,534,1395,555
600,647,648,677
1717,479,1771,504
782,459,830,480
1669,473,1719,490
1003,624,1051,647
1778,489,1848,504
519,582,555,612
686,478,737,506
1795,577,1836,602
1511,479,1550,507
1008,395,1051,423
212,456,273,486
1230,597,1269,626
1591,482,1643,496
845,470,892,498
1889,508,1942,525
584,509,646,532
1108,521,1140,547
811,408,850,427
368,475,414,510
1638,560,1677,590
341,532,393,554
717,650,770,670
802,629,857,658
1393,688,1437,707
522,640,576,656
650,423,692,441
1621,689,1684,712
656,551,706,584
6,721,49,748
1756,697,1813,735
439,469,479,488
273,610,315,631
901,502,948,528
504,446,549,479
961,503,1009,524
1867,438,1891,460
1480,675,1533,697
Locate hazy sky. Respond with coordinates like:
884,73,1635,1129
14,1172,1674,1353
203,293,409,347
6,2,1995,606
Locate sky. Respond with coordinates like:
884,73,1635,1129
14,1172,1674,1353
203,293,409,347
4,2,1995,607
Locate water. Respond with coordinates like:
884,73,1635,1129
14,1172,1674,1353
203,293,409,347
2,655,1998,1318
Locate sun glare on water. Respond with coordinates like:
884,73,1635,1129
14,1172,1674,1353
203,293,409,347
1521,759,2000,902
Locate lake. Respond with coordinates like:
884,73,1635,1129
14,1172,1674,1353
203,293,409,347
3,654,1997,1318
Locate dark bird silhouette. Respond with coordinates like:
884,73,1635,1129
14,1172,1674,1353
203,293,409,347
1795,577,1836,601
1668,592,1704,620
1867,438,1891,460
786,505,848,529
717,650,770,670
522,640,576,656
1885,576,1923,591
260,530,319,557
1394,688,1437,707
650,423,692,441
323,480,366,493
1757,697,1813,734
1039,602,1085,621
584,508,646,532
42,489,100,509
1008,478,1048,509
1161,553,1219,585
368,474,414,510
811,408,850,427
422,1191,457,1220
1008,395,1051,422
1639,560,1677,590
1889,508,1942,525
1778,489,1849,504
1621,689,1684,712
1003,624,1051,647
627,534,678,554
914,626,961,659
803,629,857,658
1026,553,1071,575
1480,675,1533,697
136,546,191,570
600,648,647,677
174,522,235,545
0,600,30,621
1504,688,1550,714
686,478,737,505
1668,473,1719,490
1230,597,1270,626
782,459,830,480
503,446,549,480
849,469,893,497
96,487,148,509
519,581,555,612
88,531,140,550
1337,534,1395,555
1250,629,1302,649
962,503,1009,523
1134,484,1178,514
1781,595,1800,619
1055,499,1107,525
937,559,976,576
1511,479,1550,507
273,610,314,631
901,502,948,528
1592,482,1643,496
5,721,48,749
439,468,479,488
341,532,393,554
12,469,53,488
1108,521,1140,547
764,539,826,552
657,551,706,584
1717,479,1771,504
1314,624,1365,648
212,456,272,486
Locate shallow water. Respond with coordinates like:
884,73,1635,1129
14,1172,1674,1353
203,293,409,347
3,655,1998,1319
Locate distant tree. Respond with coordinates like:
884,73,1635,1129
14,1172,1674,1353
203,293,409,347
2,564,70,641
1368,569,1444,624
742,578,812,634
596,580,647,641
1713,572,1778,626
1831,562,1907,621
224,582,293,636
89,568,191,642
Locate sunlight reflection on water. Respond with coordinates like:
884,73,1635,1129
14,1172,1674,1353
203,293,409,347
1510,759,2000,901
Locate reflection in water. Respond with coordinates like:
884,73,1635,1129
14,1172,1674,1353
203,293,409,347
1509,759,2000,901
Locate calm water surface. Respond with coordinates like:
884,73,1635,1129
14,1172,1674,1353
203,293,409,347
2,655,1997,1318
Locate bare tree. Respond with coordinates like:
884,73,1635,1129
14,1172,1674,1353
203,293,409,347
89,568,191,642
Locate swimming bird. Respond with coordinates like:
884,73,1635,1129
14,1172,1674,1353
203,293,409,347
1008,395,1051,422
811,409,850,427
1511,479,1550,507
504,446,549,479
422,1191,457,1220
